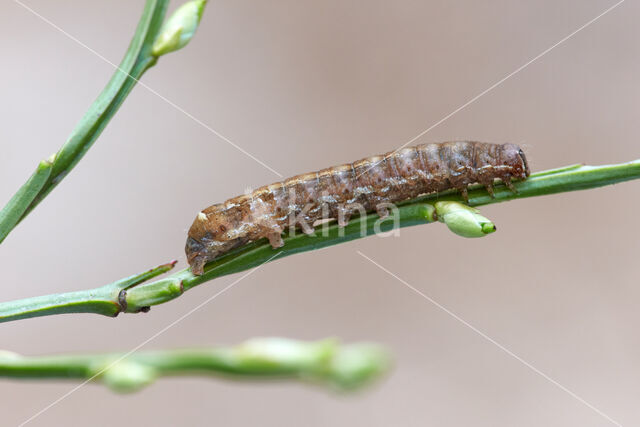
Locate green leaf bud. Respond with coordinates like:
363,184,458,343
434,201,496,238
233,338,391,391
235,337,335,372
324,343,391,391
152,0,207,57
98,360,157,393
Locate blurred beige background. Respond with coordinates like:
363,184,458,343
1,0,639,425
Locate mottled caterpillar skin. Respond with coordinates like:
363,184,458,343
186,141,529,275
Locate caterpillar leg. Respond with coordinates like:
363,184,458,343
503,176,517,193
337,205,352,227
267,231,284,248
287,205,315,235
295,220,315,235
484,183,495,198
301,222,316,235
376,204,390,219
258,222,284,248
458,186,469,202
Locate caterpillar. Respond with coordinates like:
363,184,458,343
186,141,530,275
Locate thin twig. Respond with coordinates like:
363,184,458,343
1,159,638,323
0,337,390,393
0,0,170,244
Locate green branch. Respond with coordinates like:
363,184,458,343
0,262,176,322
0,0,170,244
0,337,390,393
1,159,638,322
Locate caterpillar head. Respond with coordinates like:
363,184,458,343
500,143,530,179
185,206,248,275
185,235,245,275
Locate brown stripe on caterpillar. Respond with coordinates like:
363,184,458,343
186,141,530,275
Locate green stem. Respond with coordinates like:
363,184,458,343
0,337,390,393
0,262,175,322
1,159,639,322
0,0,169,244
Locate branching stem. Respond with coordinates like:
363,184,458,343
0,337,390,393
0,0,170,244
1,159,638,323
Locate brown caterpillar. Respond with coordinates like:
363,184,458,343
186,141,530,275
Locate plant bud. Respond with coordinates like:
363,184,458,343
152,0,207,57
325,343,391,391
434,201,496,238
98,360,157,393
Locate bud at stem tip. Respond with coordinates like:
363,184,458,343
152,0,207,57
434,201,496,238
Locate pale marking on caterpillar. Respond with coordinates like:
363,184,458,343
186,141,530,275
